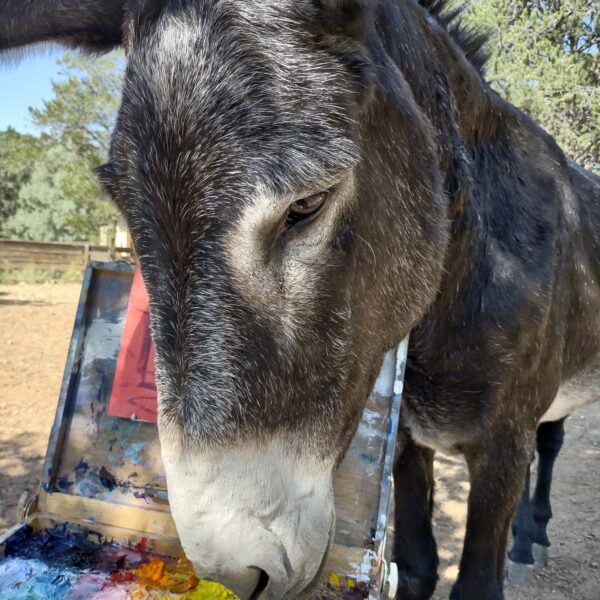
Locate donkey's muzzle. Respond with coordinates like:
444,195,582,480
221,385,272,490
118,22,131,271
159,435,336,599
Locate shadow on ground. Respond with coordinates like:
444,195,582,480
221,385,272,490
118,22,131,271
0,432,46,531
0,298,53,307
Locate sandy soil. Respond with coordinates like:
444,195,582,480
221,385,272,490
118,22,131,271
0,283,598,598
431,415,600,600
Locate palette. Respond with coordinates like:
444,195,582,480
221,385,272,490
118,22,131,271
0,262,406,599
0,523,232,599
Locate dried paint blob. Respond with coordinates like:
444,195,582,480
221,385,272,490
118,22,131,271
0,526,238,600
122,558,198,593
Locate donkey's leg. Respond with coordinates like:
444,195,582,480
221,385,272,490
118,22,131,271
495,512,513,594
508,466,534,565
392,433,438,600
450,431,532,600
530,418,566,563
506,465,538,586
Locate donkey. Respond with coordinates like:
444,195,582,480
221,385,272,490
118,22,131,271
2,1,599,599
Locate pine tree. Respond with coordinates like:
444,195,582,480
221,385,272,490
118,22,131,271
464,0,599,172
2,52,123,242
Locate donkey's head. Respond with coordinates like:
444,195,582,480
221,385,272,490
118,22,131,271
2,0,450,596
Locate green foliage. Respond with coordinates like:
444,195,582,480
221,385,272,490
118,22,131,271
30,53,122,157
1,52,124,242
464,0,600,172
0,128,44,223
0,264,82,284
4,144,113,241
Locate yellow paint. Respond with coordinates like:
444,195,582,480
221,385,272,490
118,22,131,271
328,572,341,590
131,587,150,600
178,581,240,600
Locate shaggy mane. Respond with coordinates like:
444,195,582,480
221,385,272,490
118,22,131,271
419,0,490,73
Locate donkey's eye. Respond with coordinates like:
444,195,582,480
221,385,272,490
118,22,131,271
285,192,328,229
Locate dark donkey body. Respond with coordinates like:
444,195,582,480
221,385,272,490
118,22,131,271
395,73,600,600
389,5,600,599
2,1,599,599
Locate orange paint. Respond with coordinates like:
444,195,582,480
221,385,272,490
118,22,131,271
129,558,198,593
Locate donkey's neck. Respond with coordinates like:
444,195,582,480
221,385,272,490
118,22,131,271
403,2,500,132
378,0,511,297
384,1,502,212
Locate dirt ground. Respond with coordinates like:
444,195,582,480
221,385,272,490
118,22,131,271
0,283,598,599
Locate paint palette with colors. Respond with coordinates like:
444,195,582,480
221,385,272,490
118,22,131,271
0,262,406,599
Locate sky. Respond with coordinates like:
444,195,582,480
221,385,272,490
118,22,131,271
0,48,64,134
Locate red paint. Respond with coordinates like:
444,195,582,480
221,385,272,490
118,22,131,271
108,268,159,423
110,570,135,583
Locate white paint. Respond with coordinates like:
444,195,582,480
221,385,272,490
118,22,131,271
159,432,336,599
83,318,126,361
349,549,377,583
357,408,381,440
374,349,397,396
393,337,409,396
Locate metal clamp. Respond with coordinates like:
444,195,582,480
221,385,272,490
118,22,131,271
379,559,399,599
16,491,38,521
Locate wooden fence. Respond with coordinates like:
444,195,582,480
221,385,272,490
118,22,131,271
0,239,133,273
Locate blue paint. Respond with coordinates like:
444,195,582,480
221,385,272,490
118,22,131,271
0,526,141,599
75,458,89,473
75,465,122,498
133,491,150,504
58,475,76,490
5,525,106,570
99,466,117,491
0,557,80,599
123,442,146,465
359,453,377,464
78,479,102,498
156,490,169,502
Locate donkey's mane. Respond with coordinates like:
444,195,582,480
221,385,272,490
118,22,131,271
418,0,490,73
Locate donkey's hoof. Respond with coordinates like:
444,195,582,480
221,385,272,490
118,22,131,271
506,558,535,587
532,543,549,567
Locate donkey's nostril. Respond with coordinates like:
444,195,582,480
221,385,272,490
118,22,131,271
248,568,270,600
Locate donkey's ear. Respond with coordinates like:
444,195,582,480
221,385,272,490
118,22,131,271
314,0,378,40
0,0,128,55
95,162,119,198
310,0,378,92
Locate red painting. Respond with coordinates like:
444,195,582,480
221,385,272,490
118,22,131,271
108,268,159,423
